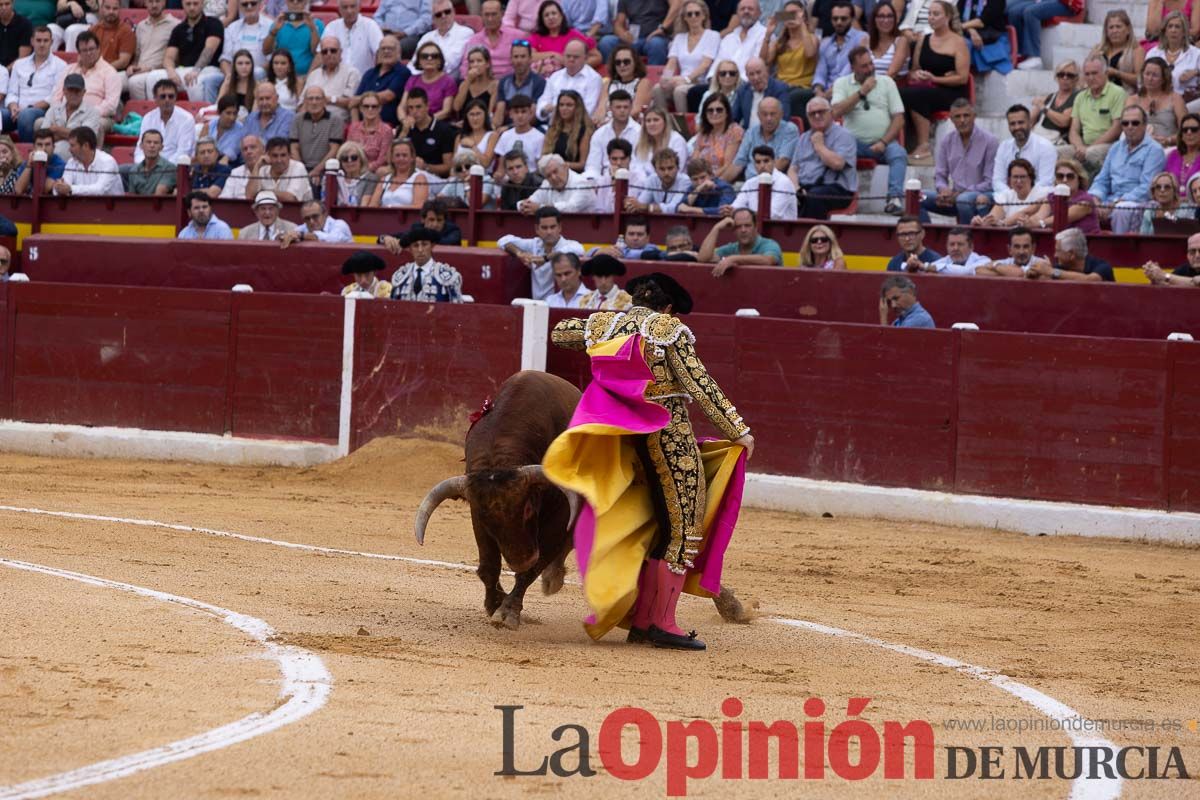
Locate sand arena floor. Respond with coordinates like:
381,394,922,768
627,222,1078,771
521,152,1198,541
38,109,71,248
1,438,1198,799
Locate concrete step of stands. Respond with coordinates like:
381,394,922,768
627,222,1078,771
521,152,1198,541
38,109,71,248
1088,0,1144,25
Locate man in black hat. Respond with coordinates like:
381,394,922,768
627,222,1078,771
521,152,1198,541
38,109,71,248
547,271,754,652
578,253,632,310
341,250,393,298
390,225,464,303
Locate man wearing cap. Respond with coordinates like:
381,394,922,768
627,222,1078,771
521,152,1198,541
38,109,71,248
341,250,393,298
544,271,755,651
578,253,632,310
389,225,464,302
36,71,100,161
239,190,298,240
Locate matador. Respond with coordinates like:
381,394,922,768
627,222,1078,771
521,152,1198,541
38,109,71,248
543,272,754,650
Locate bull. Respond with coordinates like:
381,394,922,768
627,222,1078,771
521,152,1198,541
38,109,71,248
413,370,582,629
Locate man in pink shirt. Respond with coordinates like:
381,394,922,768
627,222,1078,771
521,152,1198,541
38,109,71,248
466,0,522,77
501,0,540,32
50,31,121,129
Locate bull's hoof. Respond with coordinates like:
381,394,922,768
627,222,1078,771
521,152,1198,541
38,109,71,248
540,561,565,596
713,586,752,624
490,606,522,630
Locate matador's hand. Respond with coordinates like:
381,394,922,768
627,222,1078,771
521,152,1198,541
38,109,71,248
734,432,755,460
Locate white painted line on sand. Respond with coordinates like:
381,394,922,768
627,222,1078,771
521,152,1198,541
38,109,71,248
0,559,332,800
0,504,1121,799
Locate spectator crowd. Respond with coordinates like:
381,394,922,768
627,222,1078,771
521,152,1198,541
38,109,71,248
0,0,1196,298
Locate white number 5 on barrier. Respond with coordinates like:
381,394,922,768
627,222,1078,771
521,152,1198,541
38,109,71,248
481,264,492,279
27,246,37,261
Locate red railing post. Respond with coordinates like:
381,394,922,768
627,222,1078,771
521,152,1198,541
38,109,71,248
1051,182,1069,233
613,167,629,233
174,156,192,232
904,178,921,217
757,170,773,221
467,164,483,247
30,150,46,235
323,158,340,209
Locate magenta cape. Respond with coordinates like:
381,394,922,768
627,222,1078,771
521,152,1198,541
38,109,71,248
542,333,747,640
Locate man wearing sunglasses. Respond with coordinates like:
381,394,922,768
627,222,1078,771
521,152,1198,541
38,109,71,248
203,0,271,103
324,0,382,77
1089,105,1166,234
495,41,544,123
414,0,473,75
791,95,857,220
4,25,62,142
280,199,353,246
304,34,360,125
832,45,905,215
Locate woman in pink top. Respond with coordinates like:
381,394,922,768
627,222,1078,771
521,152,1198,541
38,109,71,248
1165,112,1200,192
1033,158,1099,234
528,0,598,75
346,91,394,171
404,42,459,121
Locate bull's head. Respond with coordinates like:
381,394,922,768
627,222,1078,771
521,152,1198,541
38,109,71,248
413,467,581,574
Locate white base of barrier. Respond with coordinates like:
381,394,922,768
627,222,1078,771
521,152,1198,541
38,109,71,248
744,473,1200,545
0,421,339,467
0,420,1194,543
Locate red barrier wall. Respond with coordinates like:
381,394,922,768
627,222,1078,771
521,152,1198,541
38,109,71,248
0,283,345,441
954,333,1168,509
231,293,343,441
23,237,529,305
350,300,524,450
24,236,1200,342
9,284,232,433
1168,344,1200,512
0,282,9,420
542,311,1198,510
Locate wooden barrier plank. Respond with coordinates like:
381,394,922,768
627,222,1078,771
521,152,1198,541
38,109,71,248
735,318,956,486
955,332,1167,508
231,294,343,441
1167,343,1200,512
0,282,9,420
8,284,231,433
351,301,524,450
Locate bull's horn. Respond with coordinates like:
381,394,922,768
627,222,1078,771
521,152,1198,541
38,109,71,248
516,466,583,529
515,465,546,481
414,476,467,545
565,490,583,531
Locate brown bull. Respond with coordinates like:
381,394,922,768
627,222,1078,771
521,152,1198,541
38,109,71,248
414,370,582,629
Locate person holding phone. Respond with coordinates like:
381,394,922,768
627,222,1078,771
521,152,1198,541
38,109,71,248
262,0,323,76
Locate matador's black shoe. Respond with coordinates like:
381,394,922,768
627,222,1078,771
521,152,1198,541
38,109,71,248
647,625,706,651
626,626,648,644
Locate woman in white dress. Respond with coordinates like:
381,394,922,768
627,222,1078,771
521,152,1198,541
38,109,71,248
971,158,1050,226
1146,11,1200,109
653,0,721,112
368,139,431,209
630,106,689,185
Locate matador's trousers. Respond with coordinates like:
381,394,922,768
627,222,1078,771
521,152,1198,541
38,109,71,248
637,396,706,574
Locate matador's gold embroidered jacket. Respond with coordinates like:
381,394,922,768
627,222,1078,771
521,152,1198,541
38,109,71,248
551,306,750,440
